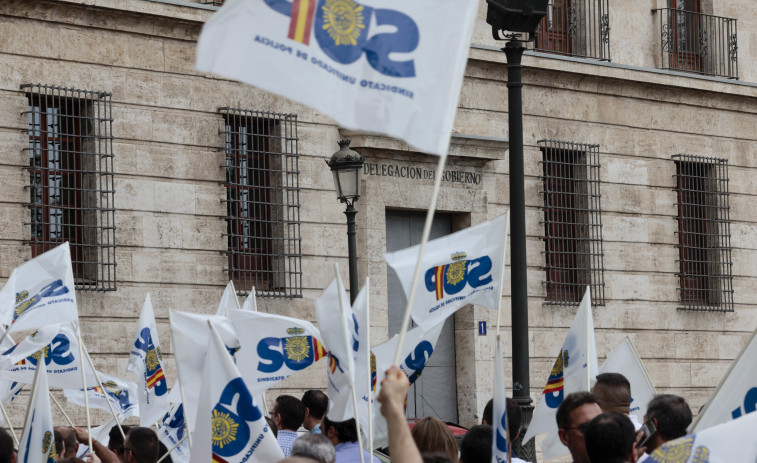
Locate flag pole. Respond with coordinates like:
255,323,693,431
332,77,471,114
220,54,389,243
49,392,75,428
81,342,125,439
73,322,94,453
169,310,193,449
392,154,448,366
585,286,592,389
0,400,18,447
156,434,188,463
364,277,374,454
495,212,511,338
334,265,365,463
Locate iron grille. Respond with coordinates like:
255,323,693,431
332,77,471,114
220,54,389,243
656,7,738,79
22,84,116,291
202,0,224,5
533,0,611,61
539,140,605,305
220,108,302,298
673,155,733,312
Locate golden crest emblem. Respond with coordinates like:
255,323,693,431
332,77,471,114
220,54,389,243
551,349,569,376
692,446,709,463
445,260,467,286
145,347,161,371
285,336,311,363
287,327,305,335
42,431,53,454
650,437,695,463
103,380,121,395
31,346,51,363
322,0,365,46
212,410,239,449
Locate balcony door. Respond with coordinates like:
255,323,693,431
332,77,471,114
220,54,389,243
668,0,702,72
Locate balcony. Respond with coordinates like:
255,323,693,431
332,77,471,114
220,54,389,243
532,0,611,61
655,8,738,79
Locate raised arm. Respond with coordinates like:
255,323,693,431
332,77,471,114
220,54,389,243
377,366,423,463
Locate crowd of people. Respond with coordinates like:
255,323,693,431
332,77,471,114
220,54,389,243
0,368,693,463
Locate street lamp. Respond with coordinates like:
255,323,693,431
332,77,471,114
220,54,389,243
486,1,548,461
326,139,365,304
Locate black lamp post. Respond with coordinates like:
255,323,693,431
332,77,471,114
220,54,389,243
326,139,365,304
486,1,548,461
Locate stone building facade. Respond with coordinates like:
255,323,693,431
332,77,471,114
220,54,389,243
1,0,756,444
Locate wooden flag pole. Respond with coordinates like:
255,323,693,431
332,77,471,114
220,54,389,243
0,400,18,447
392,154,448,366
495,212,511,338
364,277,374,454
334,265,365,463
80,342,125,439
73,322,93,453
169,310,193,449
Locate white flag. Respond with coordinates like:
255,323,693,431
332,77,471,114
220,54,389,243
196,0,477,157
127,294,171,426
64,372,139,420
492,336,509,463
349,285,373,433
0,324,97,389
189,322,282,463
241,292,257,312
157,403,190,463
170,311,241,432
315,275,358,421
385,214,508,329
229,309,327,394
17,359,56,463
0,242,78,334
523,287,598,460
691,327,757,432
647,410,757,463
599,337,656,425
216,282,241,318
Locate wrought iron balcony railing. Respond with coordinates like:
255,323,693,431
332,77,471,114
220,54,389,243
656,8,738,79
533,0,610,61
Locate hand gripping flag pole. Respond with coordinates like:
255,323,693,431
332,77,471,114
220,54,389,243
334,265,365,463
81,342,126,439
391,153,448,366
73,322,94,453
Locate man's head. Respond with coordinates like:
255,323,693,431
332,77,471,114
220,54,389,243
593,373,632,415
124,427,159,463
301,390,329,432
108,425,132,462
54,426,78,458
291,434,335,463
643,394,692,454
556,391,603,463
321,417,358,446
459,425,492,463
584,413,637,463
273,395,306,432
0,428,16,463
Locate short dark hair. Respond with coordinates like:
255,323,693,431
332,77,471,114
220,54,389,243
275,395,306,431
556,391,600,430
584,413,635,463
125,427,159,463
646,394,692,441
54,431,63,457
0,428,14,463
302,390,329,420
482,398,522,442
108,425,132,453
482,399,493,425
460,425,491,463
595,373,630,390
322,417,358,444
157,440,173,463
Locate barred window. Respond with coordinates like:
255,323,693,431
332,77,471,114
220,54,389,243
673,155,733,312
23,84,116,291
533,0,611,61
540,140,605,305
221,108,302,298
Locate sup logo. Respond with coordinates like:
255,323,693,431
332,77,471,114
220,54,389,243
649,436,711,463
15,333,75,367
257,334,327,373
212,378,263,459
162,404,186,441
543,349,569,408
264,0,420,77
731,386,757,419
402,340,434,384
14,279,70,321
495,407,508,454
425,252,494,301
95,381,132,411
134,328,167,396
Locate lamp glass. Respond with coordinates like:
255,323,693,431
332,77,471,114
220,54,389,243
334,165,361,201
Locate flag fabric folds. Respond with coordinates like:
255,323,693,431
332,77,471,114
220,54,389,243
0,242,78,334
195,0,478,157
189,322,282,463
315,276,358,421
523,287,598,460
17,359,56,463
492,336,509,463
171,311,241,432
157,403,191,463
216,282,241,318
127,294,171,426
384,214,508,329
691,327,757,432
598,336,656,426
64,371,139,420
646,410,757,463
229,309,326,394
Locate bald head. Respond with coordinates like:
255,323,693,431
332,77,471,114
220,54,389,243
54,427,78,458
